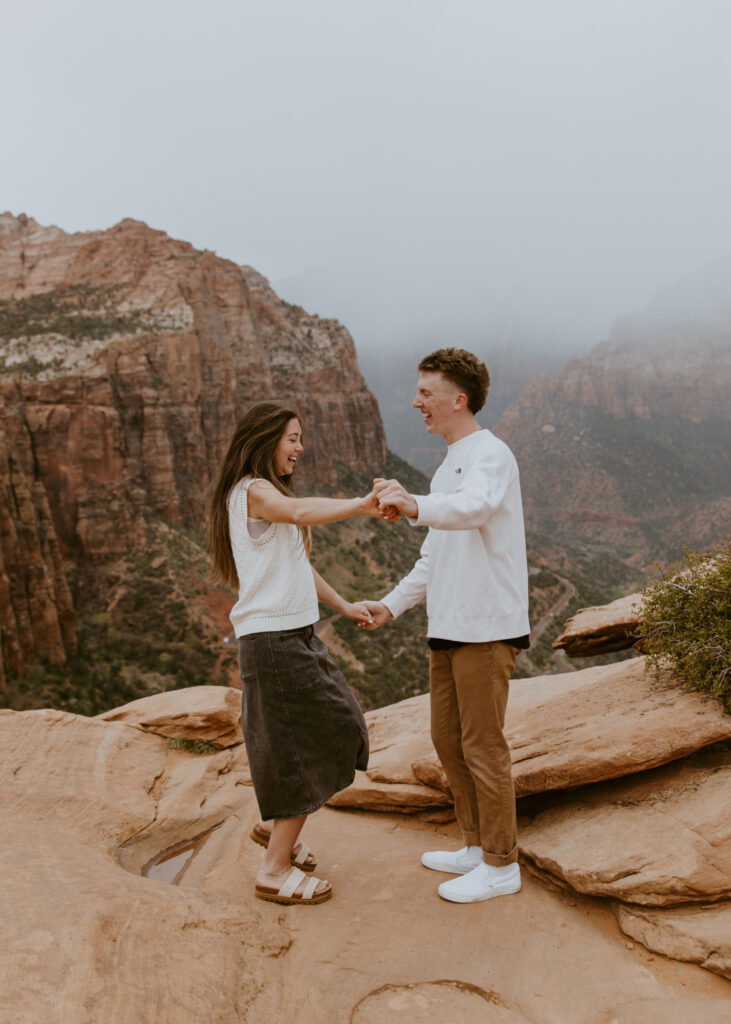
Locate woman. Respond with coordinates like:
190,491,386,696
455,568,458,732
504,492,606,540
209,402,380,905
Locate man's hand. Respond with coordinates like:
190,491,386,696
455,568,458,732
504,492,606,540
373,478,418,520
371,479,401,521
357,600,393,630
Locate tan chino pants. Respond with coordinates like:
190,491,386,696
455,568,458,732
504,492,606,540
429,641,518,867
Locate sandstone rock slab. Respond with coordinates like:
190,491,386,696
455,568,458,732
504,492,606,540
327,693,445,811
0,706,283,1024
552,592,644,656
118,741,253,874
253,808,684,1024
98,684,243,747
332,658,731,812
520,744,731,906
615,902,731,980
327,772,450,813
505,657,731,796
0,708,167,851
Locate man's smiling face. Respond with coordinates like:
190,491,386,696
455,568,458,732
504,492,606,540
412,371,465,437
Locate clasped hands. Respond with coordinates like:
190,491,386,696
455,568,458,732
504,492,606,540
354,476,416,631
368,477,418,522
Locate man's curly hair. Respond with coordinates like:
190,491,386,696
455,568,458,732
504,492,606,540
418,348,490,414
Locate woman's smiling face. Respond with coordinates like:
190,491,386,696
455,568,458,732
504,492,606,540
273,417,304,477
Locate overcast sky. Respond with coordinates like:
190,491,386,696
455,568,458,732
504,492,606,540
2,0,730,354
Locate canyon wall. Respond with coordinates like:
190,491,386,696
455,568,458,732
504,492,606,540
0,213,386,686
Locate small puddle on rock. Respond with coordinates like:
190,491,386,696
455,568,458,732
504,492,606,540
143,824,221,885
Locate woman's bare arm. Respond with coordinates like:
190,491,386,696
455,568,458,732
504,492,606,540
311,567,374,625
247,480,380,526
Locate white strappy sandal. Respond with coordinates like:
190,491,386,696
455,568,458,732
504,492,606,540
249,824,317,872
255,866,332,905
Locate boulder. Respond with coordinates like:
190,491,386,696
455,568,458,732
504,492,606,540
615,902,731,981
519,744,731,906
98,684,243,747
553,592,644,656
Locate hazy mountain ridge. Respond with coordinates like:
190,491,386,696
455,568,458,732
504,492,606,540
496,268,731,559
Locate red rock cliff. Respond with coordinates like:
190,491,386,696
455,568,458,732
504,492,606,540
0,213,386,683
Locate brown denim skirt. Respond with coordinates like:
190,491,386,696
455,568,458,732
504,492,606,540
238,624,369,821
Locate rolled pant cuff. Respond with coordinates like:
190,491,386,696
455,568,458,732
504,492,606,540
482,843,519,868
462,830,481,847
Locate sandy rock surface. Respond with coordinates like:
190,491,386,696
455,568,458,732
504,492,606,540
552,592,644,655
331,659,731,811
3,703,730,1023
606,997,731,1023
97,684,243,747
615,902,731,980
245,809,730,1024
520,744,731,906
0,707,282,1023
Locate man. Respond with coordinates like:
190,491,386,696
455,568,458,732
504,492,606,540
364,347,529,903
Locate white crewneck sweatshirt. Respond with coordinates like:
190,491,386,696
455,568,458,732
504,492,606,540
381,429,529,643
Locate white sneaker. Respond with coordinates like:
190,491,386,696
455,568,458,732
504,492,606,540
437,861,521,903
421,846,483,874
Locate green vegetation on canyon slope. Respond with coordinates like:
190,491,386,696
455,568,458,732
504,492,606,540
2,451,643,716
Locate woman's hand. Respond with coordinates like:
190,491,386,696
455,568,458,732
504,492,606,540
357,601,393,630
363,487,401,521
361,490,383,518
342,602,375,626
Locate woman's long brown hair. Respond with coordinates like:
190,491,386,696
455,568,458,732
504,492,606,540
209,403,310,589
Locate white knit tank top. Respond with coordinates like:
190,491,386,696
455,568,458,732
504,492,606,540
228,477,318,637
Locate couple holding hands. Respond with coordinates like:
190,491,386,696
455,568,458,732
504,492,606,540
209,348,530,907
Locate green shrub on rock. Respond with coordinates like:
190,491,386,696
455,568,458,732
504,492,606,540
639,542,731,712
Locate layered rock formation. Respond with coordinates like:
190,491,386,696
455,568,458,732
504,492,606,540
520,745,731,906
552,592,644,656
0,414,76,687
0,213,386,686
496,262,731,555
329,656,731,811
97,684,242,747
